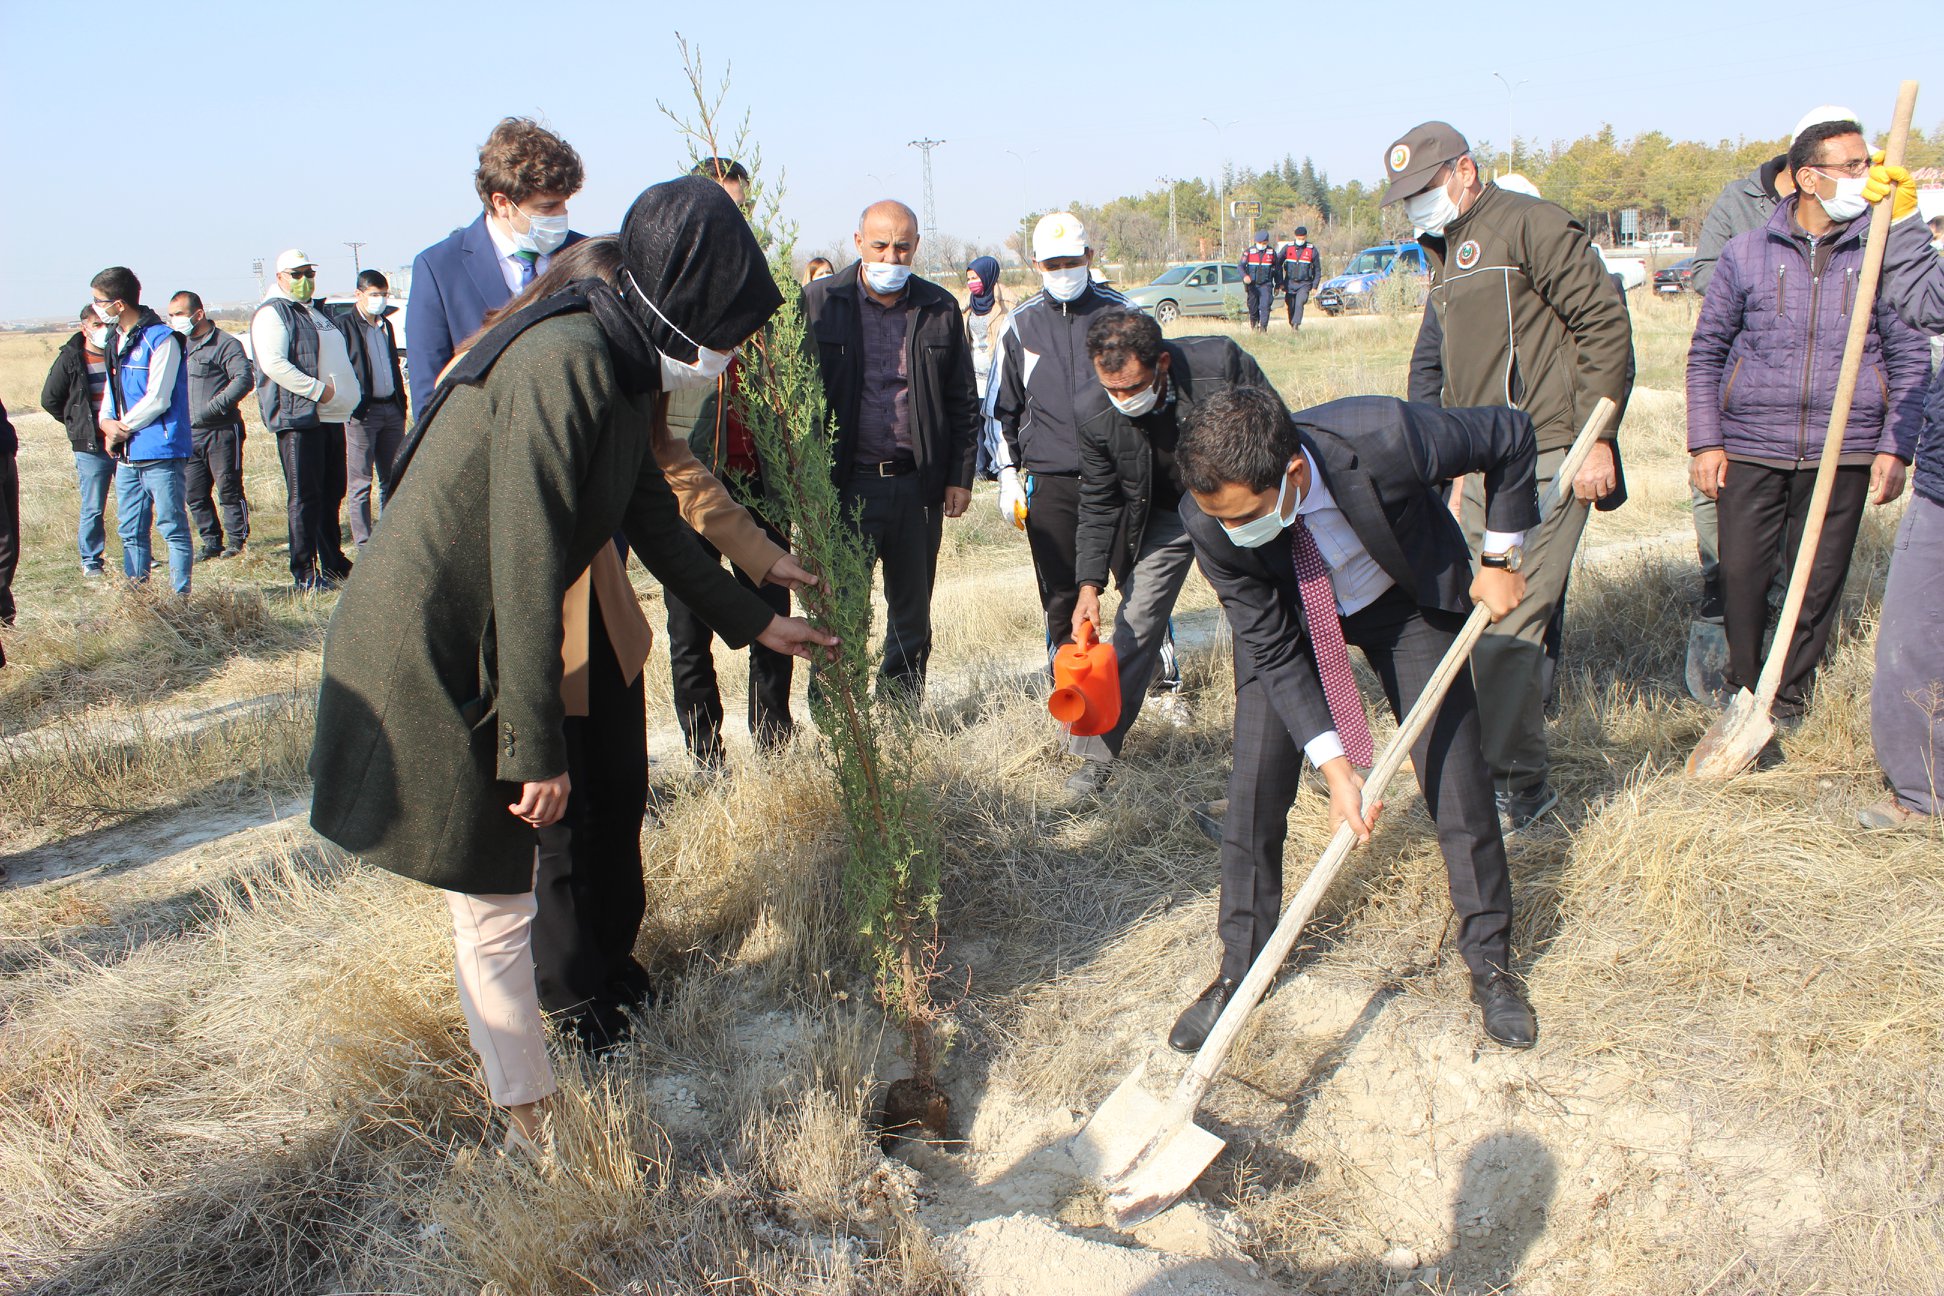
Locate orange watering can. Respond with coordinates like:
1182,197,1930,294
1048,620,1121,737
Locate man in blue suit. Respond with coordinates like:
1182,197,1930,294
406,117,588,410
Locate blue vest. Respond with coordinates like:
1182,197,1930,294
109,320,192,459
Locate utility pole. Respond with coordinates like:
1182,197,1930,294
344,241,367,275
1158,176,1179,261
251,258,265,299
908,137,945,268
1202,117,1238,266
1492,71,1528,168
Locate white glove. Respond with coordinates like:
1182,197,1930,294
997,466,1027,530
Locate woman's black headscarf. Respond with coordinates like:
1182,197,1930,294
619,175,782,362
967,256,1000,316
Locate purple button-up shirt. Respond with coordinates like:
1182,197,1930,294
856,287,912,463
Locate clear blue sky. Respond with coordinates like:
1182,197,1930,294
2,0,1940,320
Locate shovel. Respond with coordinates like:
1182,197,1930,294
1687,79,1919,779
1071,396,1619,1229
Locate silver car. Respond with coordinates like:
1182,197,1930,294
1122,261,1245,323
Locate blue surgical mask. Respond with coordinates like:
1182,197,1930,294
512,206,570,255
1222,468,1302,549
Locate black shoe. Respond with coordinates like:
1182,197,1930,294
1470,971,1537,1049
1495,783,1559,837
1168,976,1239,1053
199,546,223,562
220,545,244,558
1190,799,1227,844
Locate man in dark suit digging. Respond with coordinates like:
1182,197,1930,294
1170,385,1541,1053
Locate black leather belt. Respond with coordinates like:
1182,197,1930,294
855,458,916,477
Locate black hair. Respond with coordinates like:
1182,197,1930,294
1086,309,1164,374
78,301,98,322
1788,119,1865,179
691,156,749,183
1178,386,1302,494
90,266,140,306
356,269,389,291
170,290,203,314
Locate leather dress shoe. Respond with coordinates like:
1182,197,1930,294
1471,971,1537,1049
1190,799,1226,843
1168,976,1240,1053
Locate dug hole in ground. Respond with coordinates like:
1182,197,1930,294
1,306,1939,1295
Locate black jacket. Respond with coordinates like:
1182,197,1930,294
984,280,1138,476
327,304,406,420
803,263,979,503
183,324,253,428
1075,335,1270,589
40,333,106,453
1182,395,1539,751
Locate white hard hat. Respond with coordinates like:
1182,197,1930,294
1495,172,1541,198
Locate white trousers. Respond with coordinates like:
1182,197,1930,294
445,862,556,1108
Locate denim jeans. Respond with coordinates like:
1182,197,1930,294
74,449,115,572
116,457,194,593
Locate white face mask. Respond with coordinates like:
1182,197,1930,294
1404,177,1463,238
624,269,738,391
1816,172,1870,223
168,314,193,335
363,294,388,317
1108,371,1163,418
87,326,112,349
861,261,912,295
508,203,570,255
1221,467,1302,549
93,301,119,324
1041,265,1090,302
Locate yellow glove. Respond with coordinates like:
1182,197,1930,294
1864,152,1919,222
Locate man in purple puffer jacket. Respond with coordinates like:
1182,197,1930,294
1686,118,1928,729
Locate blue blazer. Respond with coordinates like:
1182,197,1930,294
406,213,585,411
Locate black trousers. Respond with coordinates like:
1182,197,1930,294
1246,282,1276,330
0,448,17,624
532,593,653,1046
839,471,943,699
1718,459,1871,717
665,514,795,766
1023,471,1083,652
1284,283,1312,328
276,423,349,581
1217,590,1512,982
185,421,249,553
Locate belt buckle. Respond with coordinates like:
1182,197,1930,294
877,460,898,477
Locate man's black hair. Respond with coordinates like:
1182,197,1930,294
1787,119,1865,179
357,269,389,291
1085,308,1164,374
78,301,98,321
170,290,204,314
90,266,140,306
1178,385,1302,495
691,156,749,183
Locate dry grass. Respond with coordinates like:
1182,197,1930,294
2,307,1939,1294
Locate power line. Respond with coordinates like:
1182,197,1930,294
908,137,946,266
344,241,367,274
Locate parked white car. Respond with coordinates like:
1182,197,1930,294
1594,247,1647,292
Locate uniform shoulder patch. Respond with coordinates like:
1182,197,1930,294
1455,239,1482,270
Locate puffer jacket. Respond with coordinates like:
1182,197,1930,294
1686,196,1928,465
1880,215,1944,505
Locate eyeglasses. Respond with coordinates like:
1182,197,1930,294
1814,159,1872,179
286,270,316,280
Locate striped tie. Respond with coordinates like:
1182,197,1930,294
1288,516,1375,767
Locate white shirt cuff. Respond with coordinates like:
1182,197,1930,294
1481,529,1525,554
1304,730,1345,768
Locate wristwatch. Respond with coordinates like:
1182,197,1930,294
1480,546,1524,572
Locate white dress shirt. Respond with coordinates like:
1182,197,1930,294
1294,473,1524,769
485,216,554,297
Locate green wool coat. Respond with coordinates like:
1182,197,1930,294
309,313,775,894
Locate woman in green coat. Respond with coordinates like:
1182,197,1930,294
309,178,830,1145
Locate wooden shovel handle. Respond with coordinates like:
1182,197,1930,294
1751,80,1919,708
1167,396,1618,1117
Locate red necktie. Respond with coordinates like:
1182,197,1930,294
1288,516,1375,767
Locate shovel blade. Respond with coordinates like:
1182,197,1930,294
1686,687,1773,780
1070,1063,1228,1230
